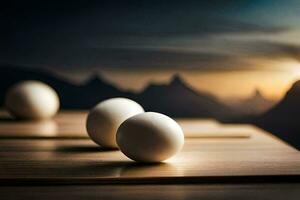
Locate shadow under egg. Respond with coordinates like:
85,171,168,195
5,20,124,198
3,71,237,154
54,145,119,153
119,162,182,178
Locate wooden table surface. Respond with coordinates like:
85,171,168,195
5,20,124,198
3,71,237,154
0,111,299,199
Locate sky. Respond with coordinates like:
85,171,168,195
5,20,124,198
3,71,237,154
2,0,300,100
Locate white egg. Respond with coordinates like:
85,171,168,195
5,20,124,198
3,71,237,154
5,81,60,120
86,98,144,148
116,112,184,162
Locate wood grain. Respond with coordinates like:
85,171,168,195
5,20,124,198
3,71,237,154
0,111,251,138
0,111,87,138
1,184,300,200
0,111,299,186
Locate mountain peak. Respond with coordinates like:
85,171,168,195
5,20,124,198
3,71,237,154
289,80,300,93
253,89,263,99
85,74,105,85
169,74,186,86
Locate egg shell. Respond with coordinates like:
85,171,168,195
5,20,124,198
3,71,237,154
116,112,184,162
86,98,144,148
5,81,60,120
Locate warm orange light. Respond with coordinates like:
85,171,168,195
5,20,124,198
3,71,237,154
285,61,300,77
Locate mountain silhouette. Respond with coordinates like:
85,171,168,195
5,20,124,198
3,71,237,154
0,65,234,119
2,65,299,148
0,65,128,109
134,74,236,119
224,89,276,116
255,80,300,149
244,89,276,114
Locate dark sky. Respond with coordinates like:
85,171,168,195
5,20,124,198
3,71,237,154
2,0,300,70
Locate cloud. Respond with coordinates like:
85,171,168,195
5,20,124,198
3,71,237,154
4,0,286,47
4,37,299,71
1,46,245,69
1,0,293,70
254,41,300,62
230,40,300,62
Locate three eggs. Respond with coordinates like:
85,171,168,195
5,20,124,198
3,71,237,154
5,81,184,162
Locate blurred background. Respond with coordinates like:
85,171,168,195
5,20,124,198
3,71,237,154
2,0,300,148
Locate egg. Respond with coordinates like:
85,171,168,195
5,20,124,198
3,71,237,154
5,81,60,120
86,98,144,148
116,112,184,162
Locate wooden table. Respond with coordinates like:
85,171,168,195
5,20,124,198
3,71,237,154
0,111,299,199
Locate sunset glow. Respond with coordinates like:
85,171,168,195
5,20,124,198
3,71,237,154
4,0,300,103
98,67,298,101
